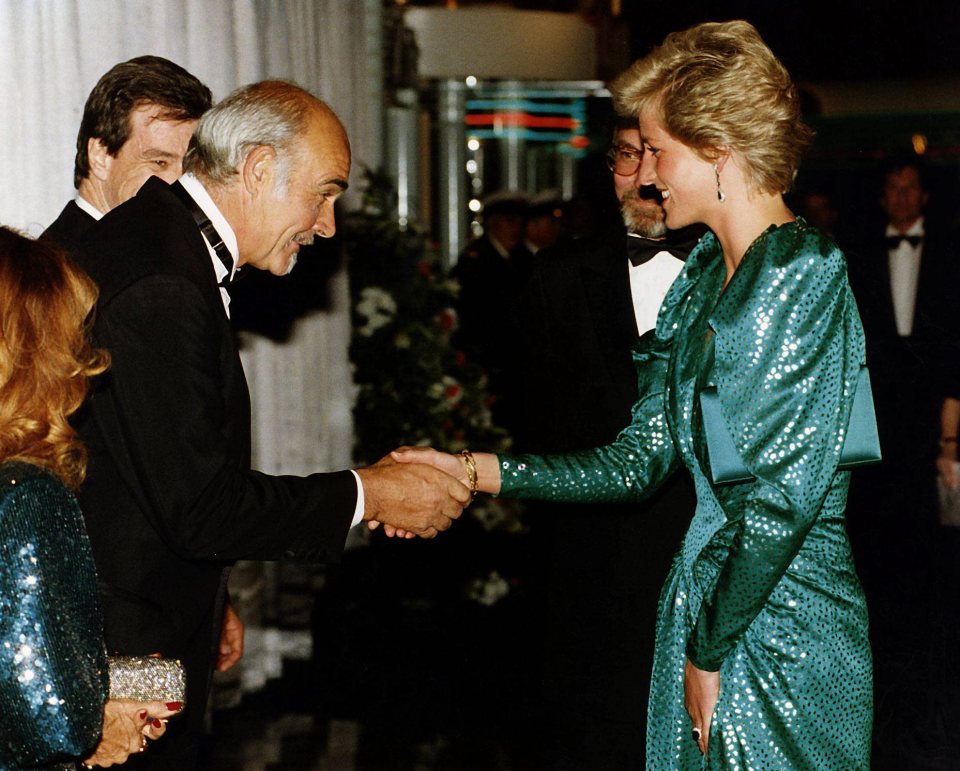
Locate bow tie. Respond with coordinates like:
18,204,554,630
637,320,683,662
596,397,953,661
627,231,700,267
886,234,923,250
170,181,238,287
627,237,669,266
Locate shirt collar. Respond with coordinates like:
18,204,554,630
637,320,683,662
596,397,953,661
885,216,924,238
75,195,104,221
178,173,240,284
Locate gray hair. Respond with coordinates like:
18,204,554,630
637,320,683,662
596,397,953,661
183,80,331,185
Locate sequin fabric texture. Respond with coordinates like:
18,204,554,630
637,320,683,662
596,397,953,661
500,220,873,769
0,462,108,770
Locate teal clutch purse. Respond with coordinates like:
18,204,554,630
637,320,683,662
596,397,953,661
700,367,882,485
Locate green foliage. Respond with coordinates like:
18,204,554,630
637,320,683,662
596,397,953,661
344,170,523,537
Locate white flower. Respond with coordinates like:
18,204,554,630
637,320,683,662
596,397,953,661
467,570,510,606
356,286,397,336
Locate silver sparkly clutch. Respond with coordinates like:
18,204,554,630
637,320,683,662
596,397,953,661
107,656,186,704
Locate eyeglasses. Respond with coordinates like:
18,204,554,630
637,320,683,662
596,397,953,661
605,145,643,176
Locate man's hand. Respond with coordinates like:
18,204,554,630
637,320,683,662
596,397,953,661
357,455,470,538
216,602,244,672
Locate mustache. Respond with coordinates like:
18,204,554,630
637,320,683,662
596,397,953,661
622,185,664,207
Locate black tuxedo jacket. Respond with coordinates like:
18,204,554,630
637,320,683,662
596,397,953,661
847,221,960,464
73,177,357,766
41,199,96,254
520,227,695,728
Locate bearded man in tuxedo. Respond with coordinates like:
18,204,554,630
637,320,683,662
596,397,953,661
520,116,701,769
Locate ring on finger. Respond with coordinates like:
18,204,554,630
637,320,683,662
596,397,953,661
691,726,702,743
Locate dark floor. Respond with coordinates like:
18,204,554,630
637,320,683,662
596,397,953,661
198,524,960,770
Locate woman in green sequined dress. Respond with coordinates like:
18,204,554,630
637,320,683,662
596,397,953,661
394,20,872,770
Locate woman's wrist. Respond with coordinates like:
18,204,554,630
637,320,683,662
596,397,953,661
459,449,478,501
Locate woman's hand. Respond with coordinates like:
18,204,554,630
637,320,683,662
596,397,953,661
366,447,467,539
390,446,468,486
684,658,720,757
82,699,180,767
390,446,501,495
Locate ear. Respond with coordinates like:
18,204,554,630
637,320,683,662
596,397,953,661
713,147,732,173
87,138,112,181
241,145,278,196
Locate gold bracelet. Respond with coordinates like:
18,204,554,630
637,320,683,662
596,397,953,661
459,449,478,501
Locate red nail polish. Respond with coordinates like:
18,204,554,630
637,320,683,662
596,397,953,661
138,710,148,720
165,702,182,711
151,718,163,727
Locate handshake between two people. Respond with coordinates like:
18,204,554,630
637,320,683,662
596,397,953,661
355,447,501,539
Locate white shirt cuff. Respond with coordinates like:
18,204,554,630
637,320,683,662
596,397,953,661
349,469,365,527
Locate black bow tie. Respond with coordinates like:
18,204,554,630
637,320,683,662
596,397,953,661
627,231,699,267
170,181,238,287
886,234,923,250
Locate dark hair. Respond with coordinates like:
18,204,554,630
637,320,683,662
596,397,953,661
613,114,639,135
73,56,212,188
880,152,927,190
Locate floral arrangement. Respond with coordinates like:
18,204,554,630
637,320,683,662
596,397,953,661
344,170,525,542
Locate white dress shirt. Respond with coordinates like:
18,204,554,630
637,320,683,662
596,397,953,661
627,235,685,336
75,195,105,221
886,217,924,337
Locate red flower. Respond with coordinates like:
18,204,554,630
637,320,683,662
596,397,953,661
444,384,462,401
435,307,457,332
454,351,467,366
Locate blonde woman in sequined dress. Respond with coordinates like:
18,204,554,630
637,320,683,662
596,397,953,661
393,21,872,770
0,227,178,769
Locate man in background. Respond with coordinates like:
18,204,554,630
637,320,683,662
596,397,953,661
40,56,257,678
847,155,960,584
453,190,529,434
511,189,564,269
43,55,212,252
520,116,701,769
846,154,960,765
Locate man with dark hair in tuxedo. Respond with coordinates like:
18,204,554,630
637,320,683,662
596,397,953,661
43,55,213,253
40,56,262,682
847,155,960,582
520,116,700,769
74,80,469,769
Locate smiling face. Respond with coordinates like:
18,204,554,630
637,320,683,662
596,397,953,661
94,104,197,211
638,106,717,231
612,127,666,238
240,111,351,276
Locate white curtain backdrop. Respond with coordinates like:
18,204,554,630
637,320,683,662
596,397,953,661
0,0,383,694
0,0,384,478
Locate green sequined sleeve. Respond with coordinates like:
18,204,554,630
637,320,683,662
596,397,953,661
687,232,865,671
499,336,679,503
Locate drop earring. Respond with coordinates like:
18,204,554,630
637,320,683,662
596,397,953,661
715,164,726,202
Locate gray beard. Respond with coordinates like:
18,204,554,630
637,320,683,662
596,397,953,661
620,196,667,239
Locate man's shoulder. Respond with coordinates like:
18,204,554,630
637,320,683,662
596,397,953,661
40,200,95,254
80,178,209,300
531,229,626,277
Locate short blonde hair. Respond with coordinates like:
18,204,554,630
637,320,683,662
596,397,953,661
0,228,108,489
611,20,812,195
